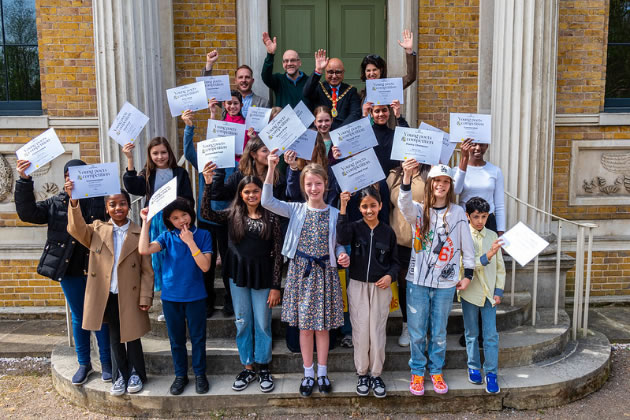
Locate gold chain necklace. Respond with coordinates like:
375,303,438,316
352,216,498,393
319,82,353,117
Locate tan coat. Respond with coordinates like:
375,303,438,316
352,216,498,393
67,203,154,343
387,169,425,247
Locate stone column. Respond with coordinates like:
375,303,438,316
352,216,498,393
92,0,177,173
488,0,559,234
237,0,270,102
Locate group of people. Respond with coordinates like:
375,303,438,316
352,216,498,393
13,29,507,400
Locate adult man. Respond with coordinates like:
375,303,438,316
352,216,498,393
202,50,269,117
303,49,361,130
261,32,309,108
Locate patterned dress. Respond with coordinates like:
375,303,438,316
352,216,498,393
282,208,344,331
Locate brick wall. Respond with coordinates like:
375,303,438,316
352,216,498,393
566,251,630,297
0,260,65,307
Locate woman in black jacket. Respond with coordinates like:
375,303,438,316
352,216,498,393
14,159,112,386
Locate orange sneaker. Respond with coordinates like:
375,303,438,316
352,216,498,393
431,374,448,394
409,374,424,396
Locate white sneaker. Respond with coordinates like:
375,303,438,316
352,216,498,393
110,375,126,396
157,314,165,322
127,374,143,393
398,322,410,347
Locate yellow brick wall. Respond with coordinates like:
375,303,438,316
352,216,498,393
566,251,630,297
0,260,64,307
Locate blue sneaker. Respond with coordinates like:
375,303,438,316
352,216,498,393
71,364,93,386
468,368,483,385
101,364,113,382
485,372,500,394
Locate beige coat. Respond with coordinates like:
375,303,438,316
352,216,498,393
387,169,425,247
67,203,154,343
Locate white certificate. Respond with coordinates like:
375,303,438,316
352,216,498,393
68,162,121,199
420,122,457,165
197,136,235,170
332,148,385,193
206,119,247,154
365,77,404,105
294,100,315,128
258,105,306,155
195,75,232,102
245,107,272,132
288,129,317,160
329,117,378,157
390,127,442,165
147,177,177,221
16,128,65,176
500,222,550,267
166,81,208,117
449,113,492,144
107,102,150,147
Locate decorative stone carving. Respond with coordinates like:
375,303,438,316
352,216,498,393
0,154,13,202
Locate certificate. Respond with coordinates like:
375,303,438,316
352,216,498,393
197,136,235,170
500,222,550,267
365,77,404,105
147,177,177,221
68,162,120,199
107,102,150,147
390,127,442,165
16,128,65,176
195,75,232,102
206,119,247,154
329,117,377,157
244,106,272,132
288,129,317,160
420,122,457,165
257,105,306,155
294,100,315,128
332,148,385,192
449,113,492,144
166,81,208,117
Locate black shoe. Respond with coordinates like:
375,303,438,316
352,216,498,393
195,375,209,394
222,301,234,317
232,369,257,391
206,305,215,319
170,376,188,395
318,375,332,395
258,369,274,393
356,374,370,396
299,376,315,397
459,333,466,347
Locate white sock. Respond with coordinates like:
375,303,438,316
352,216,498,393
317,364,327,378
303,364,314,379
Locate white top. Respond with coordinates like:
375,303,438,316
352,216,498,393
453,162,506,232
110,220,131,294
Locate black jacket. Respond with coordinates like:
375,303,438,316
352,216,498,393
123,166,195,205
303,73,361,130
209,169,286,202
336,214,400,283
14,178,106,281
373,118,409,174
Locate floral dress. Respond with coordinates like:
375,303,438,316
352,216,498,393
282,207,344,330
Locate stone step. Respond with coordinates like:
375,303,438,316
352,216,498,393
148,291,531,340
50,329,611,417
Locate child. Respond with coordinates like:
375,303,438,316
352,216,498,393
209,90,250,154
397,161,475,396
261,151,349,397
66,187,153,396
459,196,505,394
139,198,212,395
313,106,334,157
336,187,399,398
200,170,283,392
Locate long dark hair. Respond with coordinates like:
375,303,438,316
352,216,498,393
360,54,387,82
227,176,272,243
239,136,280,185
142,137,178,197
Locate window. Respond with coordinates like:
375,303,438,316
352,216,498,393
605,0,630,112
0,0,41,115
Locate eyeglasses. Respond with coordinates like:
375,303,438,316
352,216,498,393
326,70,344,75
282,58,300,64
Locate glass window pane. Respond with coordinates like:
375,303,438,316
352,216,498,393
5,45,39,101
605,45,630,99
0,47,6,101
2,0,37,45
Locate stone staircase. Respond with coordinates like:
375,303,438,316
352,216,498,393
50,288,611,417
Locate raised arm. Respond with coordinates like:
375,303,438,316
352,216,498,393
200,166,230,225
138,252,155,309
397,159,422,225
182,111,198,171
67,199,94,249
138,208,163,255
14,162,50,225
261,150,292,217
398,30,417,89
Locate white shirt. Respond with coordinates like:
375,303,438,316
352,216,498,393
454,162,506,232
110,220,131,294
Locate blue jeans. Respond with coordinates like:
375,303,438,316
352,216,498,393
162,298,207,377
461,298,499,374
406,283,455,376
229,279,273,365
60,275,111,368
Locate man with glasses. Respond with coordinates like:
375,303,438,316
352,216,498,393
303,49,361,130
261,32,309,108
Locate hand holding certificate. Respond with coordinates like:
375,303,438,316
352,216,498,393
329,117,377,157
500,222,550,267
68,162,121,199
197,136,235,170
332,148,385,192
244,107,272,132
206,119,247,154
195,75,231,102
390,127,442,165
108,102,150,147
365,77,404,105
449,113,492,144
16,128,65,176
419,122,457,164
166,81,209,117
257,105,306,155
294,101,315,128
147,177,178,221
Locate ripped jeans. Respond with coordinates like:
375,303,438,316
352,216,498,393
406,283,456,376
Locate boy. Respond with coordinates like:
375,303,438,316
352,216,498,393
459,196,506,394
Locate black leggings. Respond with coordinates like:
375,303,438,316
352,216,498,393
396,245,412,323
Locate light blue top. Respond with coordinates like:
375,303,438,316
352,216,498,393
242,94,253,117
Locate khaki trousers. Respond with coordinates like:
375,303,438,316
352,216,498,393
348,279,392,377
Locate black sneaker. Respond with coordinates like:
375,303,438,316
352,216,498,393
318,375,332,395
356,375,370,396
299,376,315,397
170,376,188,395
371,376,386,398
71,364,93,386
232,369,257,391
195,375,209,394
258,369,274,393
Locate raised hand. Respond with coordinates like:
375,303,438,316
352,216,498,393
122,143,135,160
314,49,329,74
284,149,298,170
201,161,217,184
64,179,74,198
339,191,351,214
140,207,149,222
362,101,373,117
181,109,193,127
16,160,31,180
398,29,414,54
401,158,419,183
267,148,280,169
486,238,504,261
390,99,401,118
460,139,474,160
206,50,219,70
262,32,277,55
331,146,342,160
179,225,195,247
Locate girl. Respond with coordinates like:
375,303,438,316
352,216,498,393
313,106,335,158
209,89,250,154
397,160,475,396
366,100,409,174
336,187,399,398
66,188,153,396
261,152,349,397
139,198,212,395
200,170,282,393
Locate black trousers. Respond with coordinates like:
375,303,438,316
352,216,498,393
105,293,147,382
198,221,232,309
396,244,412,323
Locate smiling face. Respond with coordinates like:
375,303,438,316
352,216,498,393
314,111,332,134
150,144,170,169
168,209,192,231
359,195,381,223
470,143,489,161
467,209,489,232
106,194,129,225
432,175,452,200
224,96,242,116
371,105,390,125
282,50,301,76
303,173,326,202
365,63,382,80
240,182,262,208
235,67,254,94
251,145,270,167
325,58,345,86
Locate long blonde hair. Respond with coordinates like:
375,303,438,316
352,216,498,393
420,176,455,240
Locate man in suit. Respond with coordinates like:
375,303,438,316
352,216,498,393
303,49,361,130
261,32,309,108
